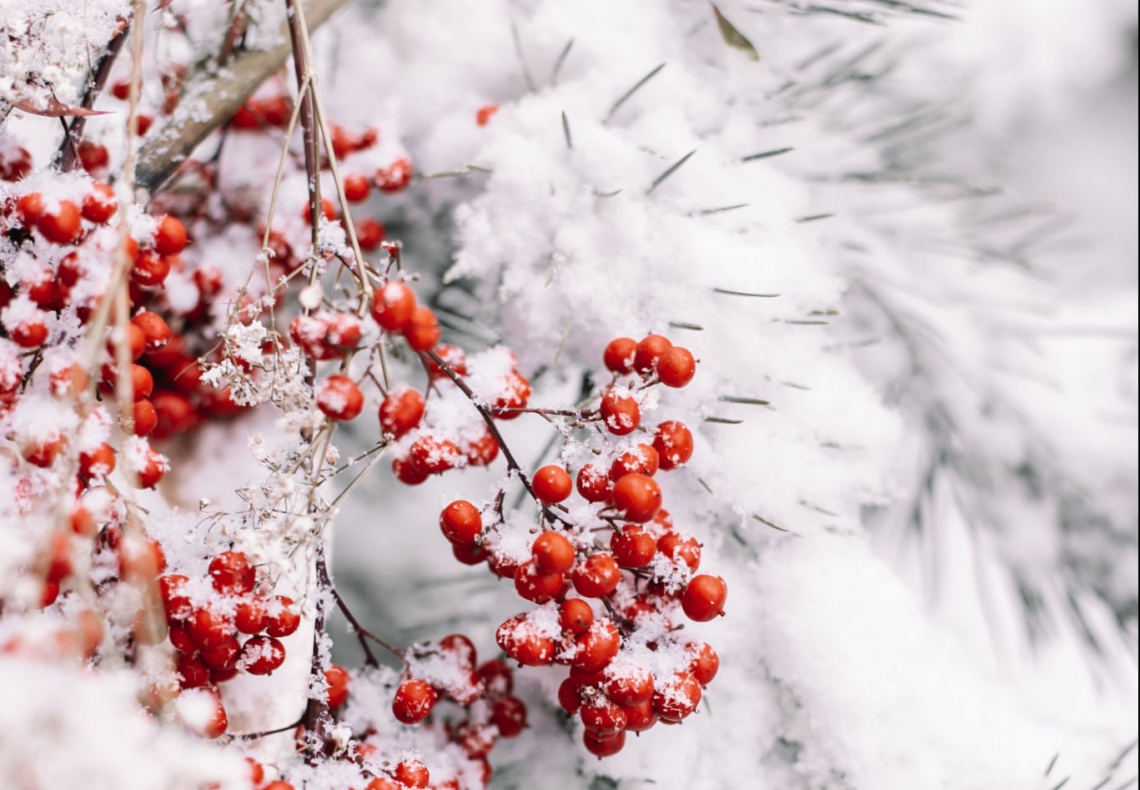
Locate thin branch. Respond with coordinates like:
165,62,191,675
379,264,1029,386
56,23,130,171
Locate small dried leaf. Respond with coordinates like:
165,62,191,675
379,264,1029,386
712,4,760,61
14,98,110,118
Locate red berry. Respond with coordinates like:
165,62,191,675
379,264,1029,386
79,442,117,480
265,596,300,637
447,539,484,564
623,698,659,732
558,678,582,714
576,464,613,503
133,399,158,436
378,388,425,438
208,550,256,595
657,531,701,571
681,574,727,621
610,526,656,568
81,182,117,223
392,455,429,485
356,217,386,250
464,429,500,466
129,364,153,400
9,312,49,348
131,250,170,287
131,312,172,350
604,663,654,706
316,375,364,421
153,215,188,256
188,606,234,649
532,465,573,504
609,444,659,480
490,372,531,418
653,420,694,470
603,337,638,374
409,435,461,475
403,306,441,351
175,653,210,688
611,474,662,523
599,390,640,436
514,560,566,604
477,658,514,696
394,758,429,789
532,531,575,575
159,574,192,621
476,104,499,126
439,633,478,669
581,696,627,739
653,672,702,722
371,281,417,331
200,636,241,670
178,687,228,738
325,664,350,708
491,695,527,737
496,615,555,666
559,598,594,635
656,346,696,387
376,157,413,194
572,619,621,672
571,554,621,598
37,200,82,244
77,141,109,172
235,597,268,634
343,173,371,203
0,146,32,181
634,334,673,373
392,679,437,724
687,642,720,686
583,729,626,758
168,622,196,653
440,500,483,545
16,192,44,225
240,635,286,674
326,313,361,353
135,446,167,487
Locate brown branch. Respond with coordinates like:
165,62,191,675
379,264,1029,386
422,349,535,498
55,23,130,171
284,0,322,250
133,0,355,196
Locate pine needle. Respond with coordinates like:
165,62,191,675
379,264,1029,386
605,63,666,124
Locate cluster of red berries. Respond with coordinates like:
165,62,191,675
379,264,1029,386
427,335,726,757
156,550,301,737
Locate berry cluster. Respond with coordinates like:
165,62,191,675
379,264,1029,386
159,550,301,708
445,335,725,757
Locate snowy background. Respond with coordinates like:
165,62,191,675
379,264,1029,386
1,0,1136,788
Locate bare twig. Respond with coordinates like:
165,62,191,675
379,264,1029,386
56,23,130,171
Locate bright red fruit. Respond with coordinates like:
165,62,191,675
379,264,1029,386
532,465,573,504
440,500,482,545
392,679,437,724
681,574,728,621
316,375,364,421
531,531,575,575
656,346,697,387
240,635,286,674
611,474,662,523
